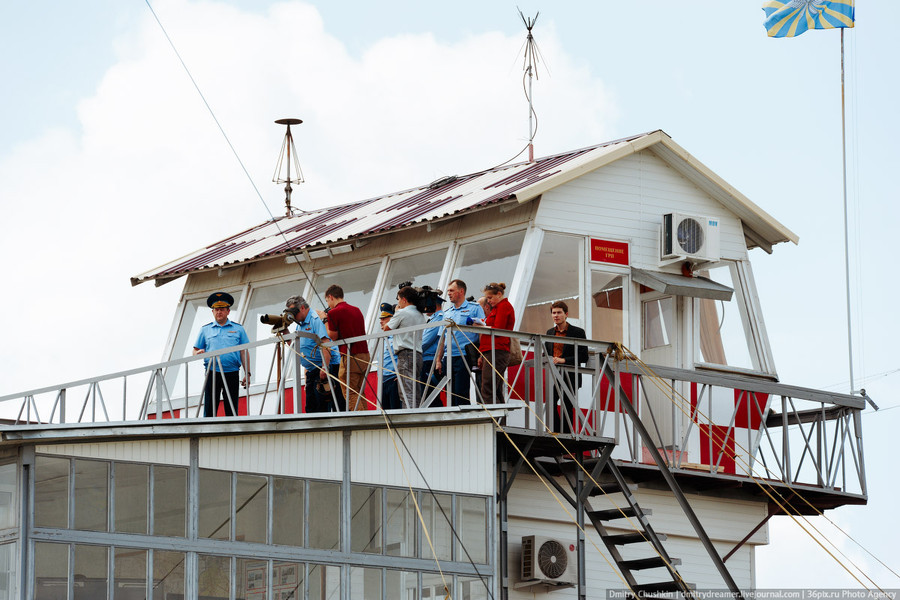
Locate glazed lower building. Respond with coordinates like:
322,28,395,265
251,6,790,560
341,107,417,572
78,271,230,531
10,412,498,599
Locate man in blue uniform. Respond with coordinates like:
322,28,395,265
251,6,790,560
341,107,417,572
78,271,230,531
420,291,445,406
193,292,250,417
286,295,344,413
378,303,400,410
434,279,485,406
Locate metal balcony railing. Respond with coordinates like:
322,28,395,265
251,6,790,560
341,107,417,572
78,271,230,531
0,321,866,497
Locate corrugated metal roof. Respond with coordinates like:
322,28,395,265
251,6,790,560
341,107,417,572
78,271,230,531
132,130,797,286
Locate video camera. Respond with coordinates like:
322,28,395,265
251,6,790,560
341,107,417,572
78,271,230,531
398,281,443,314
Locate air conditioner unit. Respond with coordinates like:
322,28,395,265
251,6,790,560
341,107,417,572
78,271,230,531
660,212,721,263
518,535,576,588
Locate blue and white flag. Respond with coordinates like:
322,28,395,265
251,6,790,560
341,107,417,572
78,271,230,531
763,0,855,38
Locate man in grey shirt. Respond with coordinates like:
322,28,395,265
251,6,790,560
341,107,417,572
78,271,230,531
383,286,425,408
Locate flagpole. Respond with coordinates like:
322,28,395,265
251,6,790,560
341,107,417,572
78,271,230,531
840,27,855,395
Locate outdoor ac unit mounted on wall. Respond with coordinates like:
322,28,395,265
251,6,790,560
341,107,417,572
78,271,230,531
660,212,721,264
518,535,577,588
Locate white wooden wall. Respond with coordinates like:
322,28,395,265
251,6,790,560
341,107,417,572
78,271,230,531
534,150,750,267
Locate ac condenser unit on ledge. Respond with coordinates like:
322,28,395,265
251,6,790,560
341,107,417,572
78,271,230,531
660,212,721,264
518,535,577,588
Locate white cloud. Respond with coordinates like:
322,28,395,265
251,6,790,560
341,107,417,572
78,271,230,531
0,0,617,396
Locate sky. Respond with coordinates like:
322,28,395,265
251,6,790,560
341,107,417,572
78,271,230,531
1,0,898,590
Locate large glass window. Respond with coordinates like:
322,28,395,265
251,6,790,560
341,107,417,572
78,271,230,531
237,557,267,600
420,493,452,561
351,485,382,554
308,481,340,551
697,263,754,369
452,231,526,303
114,463,148,534
273,561,302,599
591,272,625,342
380,249,448,318
34,542,67,600
456,496,487,564
35,456,69,529
0,543,16,600
235,474,267,544
459,576,490,600
0,464,17,530
74,460,108,532
422,572,451,599
113,548,146,600
643,296,675,350
198,555,230,599
310,264,381,319
386,570,418,600
521,233,582,334
153,465,186,537
385,489,416,557
308,564,340,599
198,469,232,540
350,566,382,600
74,544,108,600
273,477,304,547
153,550,185,600
243,281,300,382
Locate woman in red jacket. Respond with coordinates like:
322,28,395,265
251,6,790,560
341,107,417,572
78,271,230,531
478,282,516,403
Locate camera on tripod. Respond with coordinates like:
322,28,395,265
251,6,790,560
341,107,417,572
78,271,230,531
260,310,295,334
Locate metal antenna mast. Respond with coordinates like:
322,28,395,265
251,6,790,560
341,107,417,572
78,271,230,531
519,9,541,162
272,118,305,216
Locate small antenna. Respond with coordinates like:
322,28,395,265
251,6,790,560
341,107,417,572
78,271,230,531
272,118,305,217
518,8,541,162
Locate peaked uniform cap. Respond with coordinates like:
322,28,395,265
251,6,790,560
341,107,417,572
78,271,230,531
207,292,235,309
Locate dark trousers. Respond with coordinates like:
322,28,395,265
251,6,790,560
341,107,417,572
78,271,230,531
551,373,580,433
480,349,511,404
203,370,240,417
306,364,345,413
420,359,441,407
381,377,401,410
442,356,472,406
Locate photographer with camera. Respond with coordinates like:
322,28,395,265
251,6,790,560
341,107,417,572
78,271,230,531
382,286,425,408
285,295,344,413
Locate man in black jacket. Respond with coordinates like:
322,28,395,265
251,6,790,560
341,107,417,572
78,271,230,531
545,301,588,433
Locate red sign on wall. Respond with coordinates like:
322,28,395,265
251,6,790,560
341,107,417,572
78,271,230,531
589,238,629,266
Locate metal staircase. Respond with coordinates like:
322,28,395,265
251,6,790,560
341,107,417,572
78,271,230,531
575,457,695,598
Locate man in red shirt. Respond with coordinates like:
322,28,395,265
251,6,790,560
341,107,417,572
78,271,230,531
317,285,370,410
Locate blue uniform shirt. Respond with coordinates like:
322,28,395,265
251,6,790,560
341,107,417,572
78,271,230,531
382,336,397,381
194,320,249,372
441,300,485,357
422,309,444,361
294,312,340,371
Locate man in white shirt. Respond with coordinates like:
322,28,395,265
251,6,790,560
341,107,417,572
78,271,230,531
383,286,425,408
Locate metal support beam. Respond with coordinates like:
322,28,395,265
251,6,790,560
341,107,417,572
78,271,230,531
498,443,510,600
605,360,744,599
722,501,781,563
576,454,587,600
